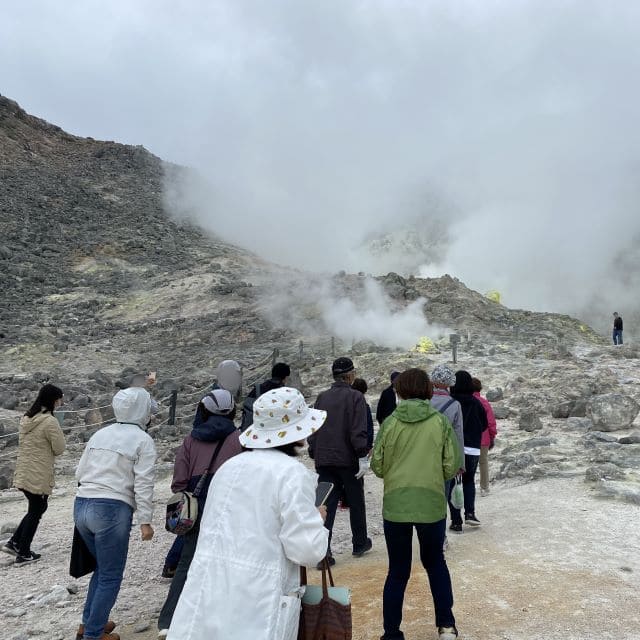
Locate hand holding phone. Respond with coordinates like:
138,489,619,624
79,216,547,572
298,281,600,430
315,481,334,507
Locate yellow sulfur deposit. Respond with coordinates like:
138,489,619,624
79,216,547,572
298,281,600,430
485,290,502,304
414,337,435,353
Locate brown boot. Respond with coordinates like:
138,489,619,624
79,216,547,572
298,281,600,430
75,621,116,640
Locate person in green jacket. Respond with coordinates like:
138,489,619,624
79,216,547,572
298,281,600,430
371,368,462,640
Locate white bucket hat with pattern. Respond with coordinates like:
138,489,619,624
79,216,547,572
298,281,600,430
239,387,327,449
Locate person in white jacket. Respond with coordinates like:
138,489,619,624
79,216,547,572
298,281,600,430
167,387,329,640
74,387,157,640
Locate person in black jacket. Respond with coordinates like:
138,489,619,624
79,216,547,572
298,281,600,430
375,370,400,425
448,370,488,532
309,357,372,567
613,312,623,345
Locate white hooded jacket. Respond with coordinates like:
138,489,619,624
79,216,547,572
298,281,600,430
76,388,156,524
168,449,329,640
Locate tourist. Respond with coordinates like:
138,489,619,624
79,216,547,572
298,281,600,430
167,387,329,640
371,368,462,640
3,384,65,565
613,312,623,345
376,370,400,425
157,389,243,638
449,371,488,531
240,361,291,428
309,357,372,567
351,378,374,453
74,387,156,640
472,377,497,496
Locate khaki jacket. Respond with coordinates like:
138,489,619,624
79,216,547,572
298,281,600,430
14,412,66,495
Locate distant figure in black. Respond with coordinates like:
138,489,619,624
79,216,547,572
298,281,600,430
376,370,400,426
613,312,623,345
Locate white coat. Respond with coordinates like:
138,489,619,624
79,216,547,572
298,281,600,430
168,449,329,640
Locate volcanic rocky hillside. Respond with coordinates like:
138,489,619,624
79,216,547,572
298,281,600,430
2,95,640,505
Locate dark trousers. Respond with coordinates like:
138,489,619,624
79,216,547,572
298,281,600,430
10,490,49,555
448,454,480,525
158,526,199,630
382,519,455,639
317,466,368,552
164,535,185,570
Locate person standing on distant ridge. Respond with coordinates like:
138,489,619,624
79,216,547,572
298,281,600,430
309,357,372,567
613,312,623,345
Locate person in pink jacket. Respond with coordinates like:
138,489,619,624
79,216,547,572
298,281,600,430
472,378,497,496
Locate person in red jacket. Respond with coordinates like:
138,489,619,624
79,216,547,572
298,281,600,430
472,378,497,497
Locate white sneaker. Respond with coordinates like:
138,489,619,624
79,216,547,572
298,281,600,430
158,630,169,639
438,626,458,640
480,488,489,497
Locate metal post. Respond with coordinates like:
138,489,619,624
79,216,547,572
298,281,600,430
298,340,304,362
168,390,178,426
450,334,460,365
272,348,279,367
331,337,335,357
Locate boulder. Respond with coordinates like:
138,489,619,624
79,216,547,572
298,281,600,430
518,413,543,432
486,388,503,402
566,417,593,430
569,398,589,417
551,400,575,419
493,405,511,420
585,464,626,482
618,432,640,445
0,393,18,410
587,393,640,432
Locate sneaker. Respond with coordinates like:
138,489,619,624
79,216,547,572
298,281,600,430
14,551,41,566
158,630,169,639
449,523,462,533
480,488,490,497
465,514,481,526
352,538,373,557
161,565,176,579
1,540,19,556
316,554,336,570
76,621,116,640
438,625,458,639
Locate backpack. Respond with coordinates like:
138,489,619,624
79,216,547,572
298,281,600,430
165,433,229,535
240,383,261,430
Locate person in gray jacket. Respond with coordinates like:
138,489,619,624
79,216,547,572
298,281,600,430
309,357,372,566
430,365,464,469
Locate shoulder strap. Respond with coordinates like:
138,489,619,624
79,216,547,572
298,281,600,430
440,398,456,414
192,432,230,497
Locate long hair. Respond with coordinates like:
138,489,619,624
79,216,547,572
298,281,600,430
451,370,474,396
25,384,63,418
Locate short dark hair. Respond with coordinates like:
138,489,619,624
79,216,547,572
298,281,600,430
274,442,303,457
471,377,482,392
351,378,368,394
394,368,432,401
26,384,64,418
271,362,291,380
452,370,474,395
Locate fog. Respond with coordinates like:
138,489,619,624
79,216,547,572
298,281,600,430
3,1,640,330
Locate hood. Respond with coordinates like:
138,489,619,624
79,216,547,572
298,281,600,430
20,412,52,434
192,412,236,442
112,387,151,427
215,360,242,395
392,399,440,423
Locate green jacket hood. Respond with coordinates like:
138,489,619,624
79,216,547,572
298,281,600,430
392,399,440,423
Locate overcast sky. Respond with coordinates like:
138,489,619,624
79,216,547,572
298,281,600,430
3,1,640,323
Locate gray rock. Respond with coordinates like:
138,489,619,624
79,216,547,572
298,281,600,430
486,388,503,402
499,453,536,477
618,432,640,444
493,405,511,420
518,413,543,432
551,400,575,419
584,431,618,443
0,393,18,410
33,584,70,606
569,398,589,417
585,464,626,481
566,417,593,430
522,436,556,449
587,393,640,431
134,622,151,633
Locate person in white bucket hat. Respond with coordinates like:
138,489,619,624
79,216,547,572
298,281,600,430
167,388,329,640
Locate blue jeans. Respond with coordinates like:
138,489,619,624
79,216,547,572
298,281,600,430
164,535,184,569
74,498,133,640
613,329,623,345
382,519,455,639
448,454,480,525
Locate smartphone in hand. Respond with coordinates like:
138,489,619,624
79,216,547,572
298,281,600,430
315,481,334,507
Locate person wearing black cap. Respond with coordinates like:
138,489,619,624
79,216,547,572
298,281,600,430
308,357,372,567
376,370,400,426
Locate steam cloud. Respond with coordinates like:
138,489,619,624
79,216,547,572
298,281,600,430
4,1,640,333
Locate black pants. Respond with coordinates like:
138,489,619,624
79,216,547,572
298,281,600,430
448,454,480,525
157,525,199,630
10,490,49,556
317,466,368,552
382,519,455,639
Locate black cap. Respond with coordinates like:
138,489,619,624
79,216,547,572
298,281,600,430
332,357,355,375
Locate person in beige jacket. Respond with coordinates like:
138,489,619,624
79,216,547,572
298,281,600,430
3,384,66,565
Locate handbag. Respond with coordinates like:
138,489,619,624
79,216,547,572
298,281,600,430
69,526,96,578
450,475,464,510
165,434,228,535
298,560,352,640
